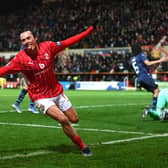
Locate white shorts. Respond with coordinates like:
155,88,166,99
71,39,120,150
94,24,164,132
35,93,72,114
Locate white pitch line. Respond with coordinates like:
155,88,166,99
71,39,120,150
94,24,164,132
0,150,53,160
0,109,32,113
76,127,153,135
1,134,168,161
0,95,18,97
0,110,18,113
0,123,168,161
0,103,147,113
75,103,146,109
101,133,168,145
0,122,153,135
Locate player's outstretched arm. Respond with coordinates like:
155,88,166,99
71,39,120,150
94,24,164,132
0,57,21,76
159,47,168,56
0,66,10,76
61,26,94,49
144,56,168,66
159,56,168,62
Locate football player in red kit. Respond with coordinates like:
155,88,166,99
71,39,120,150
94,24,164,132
0,26,94,156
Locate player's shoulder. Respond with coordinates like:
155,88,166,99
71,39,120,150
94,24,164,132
40,41,56,46
13,50,30,63
15,50,26,58
138,52,147,59
40,41,52,44
39,41,59,48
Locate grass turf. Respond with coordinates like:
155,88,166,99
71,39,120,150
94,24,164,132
0,89,168,168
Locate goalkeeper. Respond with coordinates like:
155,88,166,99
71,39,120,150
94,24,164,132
149,88,168,120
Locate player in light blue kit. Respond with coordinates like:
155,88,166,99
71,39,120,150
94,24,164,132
149,89,168,120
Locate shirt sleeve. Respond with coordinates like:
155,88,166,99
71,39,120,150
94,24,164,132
0,66,11,76
61,26,94,48
0,56,22,77
50,26,94,55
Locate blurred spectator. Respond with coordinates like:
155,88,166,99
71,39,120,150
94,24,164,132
0,0,167,51
0,0,168,82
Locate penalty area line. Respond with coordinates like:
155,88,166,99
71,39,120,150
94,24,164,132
75,103,146,109
1,134,168,160
0,122,153,135
100,133,168,145
0,103,146,113
0,150,53,160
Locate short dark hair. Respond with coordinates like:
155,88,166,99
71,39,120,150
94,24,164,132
131,43,142,56
20,28,37,38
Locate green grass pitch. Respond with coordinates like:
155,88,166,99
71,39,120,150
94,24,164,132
0,89,168,168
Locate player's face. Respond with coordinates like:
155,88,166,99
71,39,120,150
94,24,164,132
20,31,38,53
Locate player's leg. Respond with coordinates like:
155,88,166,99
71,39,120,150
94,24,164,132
149,89,167,120
46,105,77,136
56,93,92,155
47,105,92,156
140,76,159,119
28,99,39,114
149,109,160,120
12,89,28,113
151,87,160,110
15,89,28,104
156,89,168,120
35,98,92,156
63,107,79,123
140,77,159,109
57,93,79,123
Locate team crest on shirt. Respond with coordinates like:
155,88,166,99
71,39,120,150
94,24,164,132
44,53,49,59
39,63,45,69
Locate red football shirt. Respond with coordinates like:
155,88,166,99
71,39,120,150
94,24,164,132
0,26,94,101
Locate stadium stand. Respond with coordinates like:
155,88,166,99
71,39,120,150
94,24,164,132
0,0,167,51
0,0,168,83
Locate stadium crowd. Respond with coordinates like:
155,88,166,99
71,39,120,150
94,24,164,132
0,0,168,82
55,52,131,73
0,0,167,51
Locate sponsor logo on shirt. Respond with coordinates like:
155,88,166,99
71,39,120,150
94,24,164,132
44,53,49,59
39,63,45,69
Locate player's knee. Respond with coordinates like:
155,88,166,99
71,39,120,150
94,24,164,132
69,115,79,123
58,116,69,125
65,107,79,123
